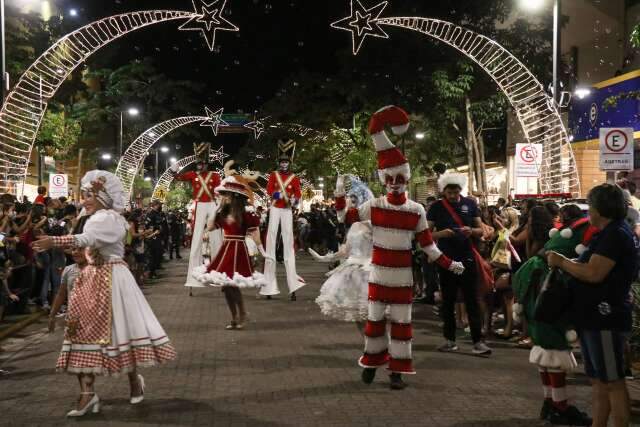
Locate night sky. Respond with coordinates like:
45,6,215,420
16,1,528,168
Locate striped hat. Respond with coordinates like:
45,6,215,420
368,105,411,184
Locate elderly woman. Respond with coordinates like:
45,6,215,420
548,184,639,427
33,170,176,417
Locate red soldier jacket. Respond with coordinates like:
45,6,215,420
174,171,221,203
266,171,301,209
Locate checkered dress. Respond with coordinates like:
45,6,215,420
52,211,176,375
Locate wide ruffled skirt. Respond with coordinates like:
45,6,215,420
529,345,577,372
315,261,370,322
192,264,267,288
56,263,176,375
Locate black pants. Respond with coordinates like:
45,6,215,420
148,238,163,275
169,235,181,259
438,259,482,344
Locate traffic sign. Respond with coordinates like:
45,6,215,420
515,143,543,177
49,173,68,198
599,128,634,171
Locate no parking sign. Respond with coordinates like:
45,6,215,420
515,143,543,177
49,174,68,198
599,128,634,171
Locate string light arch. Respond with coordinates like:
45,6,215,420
332,0,581,196
0,1,240,195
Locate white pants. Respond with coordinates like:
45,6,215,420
185,201,222,287
260,206,305,296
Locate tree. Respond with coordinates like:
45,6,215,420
36,105,82,159
165,183,193,210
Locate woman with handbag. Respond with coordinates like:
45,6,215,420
513,211,595,426
548,184,638,427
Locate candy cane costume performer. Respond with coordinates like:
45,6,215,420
260,139,306,299
335,106,464,390
34,170,176,417
170,143,222,288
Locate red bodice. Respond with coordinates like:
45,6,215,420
206,213,260,278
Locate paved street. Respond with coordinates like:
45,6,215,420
1,255,639,427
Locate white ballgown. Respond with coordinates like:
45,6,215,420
312,221,372,322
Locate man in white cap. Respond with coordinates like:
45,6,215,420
335,105,464,390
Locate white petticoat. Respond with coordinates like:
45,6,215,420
192,264,267,289
315,258,370,322
529,345,578,372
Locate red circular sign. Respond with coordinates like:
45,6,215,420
519,145,538,163
604,130,628,153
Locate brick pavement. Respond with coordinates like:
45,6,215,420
1,255,639,427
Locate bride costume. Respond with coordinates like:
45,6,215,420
52,170,176,375
311,177,373,322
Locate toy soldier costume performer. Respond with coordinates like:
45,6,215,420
170,143,222,288
260,139,306,300
335,106,464,390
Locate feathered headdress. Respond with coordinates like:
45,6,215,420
347,176,373,208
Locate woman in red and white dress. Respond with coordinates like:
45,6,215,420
193,162,265,329
33,170,176,417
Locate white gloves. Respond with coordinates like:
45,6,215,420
449,261,465,275
335,175,345,195
308,248,338,263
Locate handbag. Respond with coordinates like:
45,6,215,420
533,267,571,324
441,199,494,294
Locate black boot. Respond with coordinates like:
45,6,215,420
540,399,552,420
290,292,296,301
389,373,407,390
361,368,376,384
549,405,592,426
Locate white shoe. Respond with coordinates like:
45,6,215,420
130,374,145,404
66,393,100,417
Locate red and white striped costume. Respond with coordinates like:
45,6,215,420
335,192,455,374
335,105,463,375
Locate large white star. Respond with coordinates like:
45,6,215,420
180,0,239,52
244,119,266,140
330,0,389,55
209,146,229,165
200,107,229,136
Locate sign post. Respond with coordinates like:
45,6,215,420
599,128,634,173
49,173,68,198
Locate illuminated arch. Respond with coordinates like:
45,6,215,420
332,3,580,195
0,10,206,194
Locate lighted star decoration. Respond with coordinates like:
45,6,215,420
200,107,229,136
244,119,266,140
209,146,229,165
330,0,389,55
179,0,239,51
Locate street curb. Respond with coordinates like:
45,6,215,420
0,311,46,342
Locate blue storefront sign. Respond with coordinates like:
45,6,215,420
569,70,640,144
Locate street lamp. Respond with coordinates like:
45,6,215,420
160,146,169,153
101,153,112,160
170,157,177,164
519,0,562,107
574,87,591,99
69,8,78,17
519,0,545,12
415,132,425,140
118,107,141,160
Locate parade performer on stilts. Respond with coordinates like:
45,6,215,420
260,139,306,301
334,105,464,390
193,161,266,329
170,143,222,292
311,176,374,322
33,170,176,417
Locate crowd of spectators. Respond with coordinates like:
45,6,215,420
0,186,188,328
